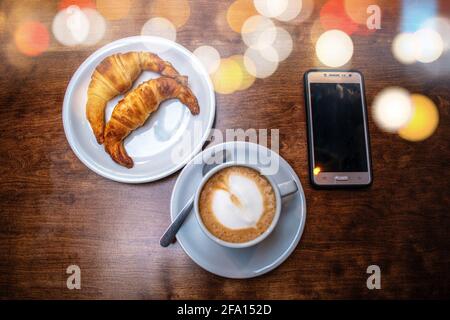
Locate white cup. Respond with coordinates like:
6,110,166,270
194,162,298,249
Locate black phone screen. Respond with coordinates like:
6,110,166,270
309,82,368,172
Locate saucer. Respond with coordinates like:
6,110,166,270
170,141,307,278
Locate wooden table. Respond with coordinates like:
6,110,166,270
0,0,449,299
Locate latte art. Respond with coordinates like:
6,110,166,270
199,166,276,243
212,174,264,229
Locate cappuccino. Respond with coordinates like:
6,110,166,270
199,166,276,243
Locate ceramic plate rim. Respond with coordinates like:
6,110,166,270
62,36,215,183
170,141,307,279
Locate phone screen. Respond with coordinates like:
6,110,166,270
309,82,368,172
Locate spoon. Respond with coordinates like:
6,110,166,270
159,149,229,247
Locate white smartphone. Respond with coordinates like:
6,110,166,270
304,70,372,188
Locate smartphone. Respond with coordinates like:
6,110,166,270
304,70,372,188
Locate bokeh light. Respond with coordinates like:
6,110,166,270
254,0,304,22
398,94,439,142
211,58,243,95
275,0,303,22
263,26,293,62
400,0,437,33
254,0,288,18
392,33,417,65
343,0,379,35
291,0,314,24
315,29,353,67
193,46,221,74
413,28,444,63
344,0,378,25
372,87,413,133
229,55,255,91
244,46,279,78
227,0,258,33
242,15,277,50
58,0,95,10
82,8,107,46
0,11,5,34
97,0,131,21
141,17,177,42
148,0,191,29
320,0,358,35
52,5,90,47
392,28,444,64
421,17,450,50
14,21,50,57
53,5,106,47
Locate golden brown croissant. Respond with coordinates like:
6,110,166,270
86,51,187,144
104,77,200,168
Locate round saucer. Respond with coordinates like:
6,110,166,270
170,141,306,278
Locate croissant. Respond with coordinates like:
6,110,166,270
86,51,187,144
104,77,200,168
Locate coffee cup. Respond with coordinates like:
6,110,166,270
194,162,297,249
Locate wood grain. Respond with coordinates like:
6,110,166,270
0,0,449,299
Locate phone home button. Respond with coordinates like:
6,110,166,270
335,176,349,181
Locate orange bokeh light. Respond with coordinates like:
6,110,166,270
148,0,191,29
344,0,378,25
398,94,439,142
97,0,131,20
0,11,5,34
58,0,96,10
227,0,258,33
14,21,50,57
320,0,358,35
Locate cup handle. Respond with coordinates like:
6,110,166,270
278,180,298,197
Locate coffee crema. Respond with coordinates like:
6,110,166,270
199,166,276,243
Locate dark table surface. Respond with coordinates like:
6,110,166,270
0,0,449,299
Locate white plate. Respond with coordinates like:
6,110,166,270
62,36,215,183
171,142,307,278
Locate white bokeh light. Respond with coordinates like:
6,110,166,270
422,17,450,50
244,46,279,78
392,33,417,65
52,5,90,47
254,0,289,18
275,0,303,21
372,87,414,133
315,29,354,67
242,15,277,50
413,28,444,63
193,45,221,74
262,26,293,62
83,8,106,46
141,17,177,42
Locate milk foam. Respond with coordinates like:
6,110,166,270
211,174,264,229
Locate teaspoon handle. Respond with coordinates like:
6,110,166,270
159,195,195,247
